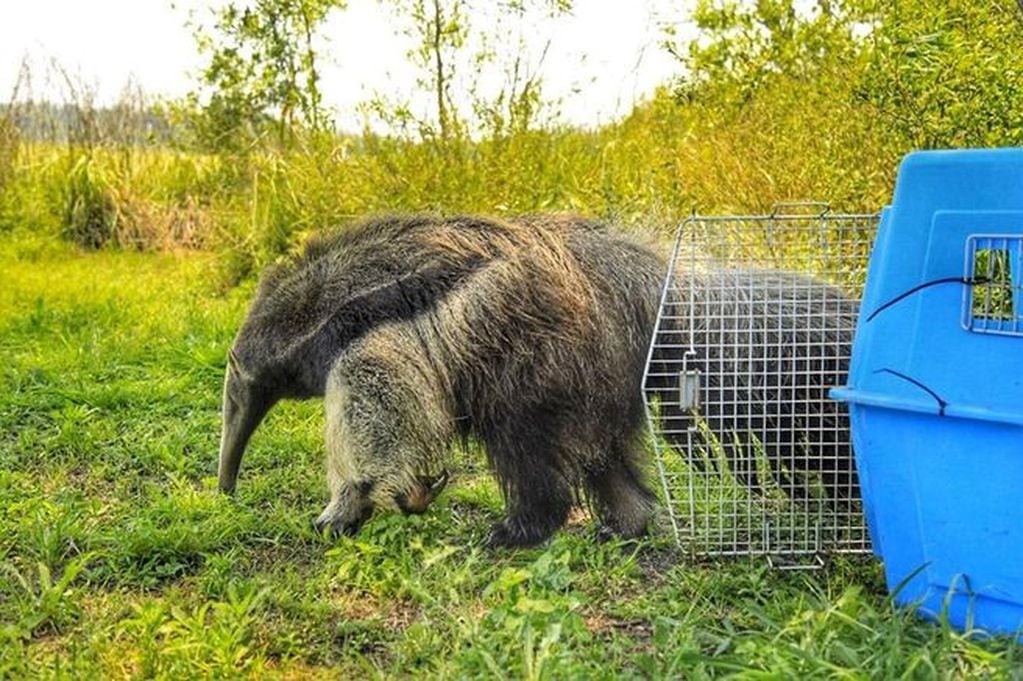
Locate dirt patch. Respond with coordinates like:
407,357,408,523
331,589,419,631
636,545,681,582
582,608,654,642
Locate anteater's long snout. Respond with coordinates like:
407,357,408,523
217,366,272,493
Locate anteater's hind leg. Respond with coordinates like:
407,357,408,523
484,411,574,548
486,452,574,548
585,440,656,540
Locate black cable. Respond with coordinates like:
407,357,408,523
874,368,948,416
866,277,988,323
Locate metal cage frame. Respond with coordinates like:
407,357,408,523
643,204,879,565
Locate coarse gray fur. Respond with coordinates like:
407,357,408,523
219,214,665,546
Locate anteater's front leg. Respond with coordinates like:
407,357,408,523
315,332,453,538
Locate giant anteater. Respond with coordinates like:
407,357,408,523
218,214,665,546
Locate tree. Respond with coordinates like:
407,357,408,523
663,0,1023,151
664,0,873,107
379,0,571,140
407,0,468,140
859,0,1023,149
183,0,344,148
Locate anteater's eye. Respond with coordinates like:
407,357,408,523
356,479,375,495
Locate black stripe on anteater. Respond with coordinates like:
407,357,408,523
233,218,497,397
291,255,488,393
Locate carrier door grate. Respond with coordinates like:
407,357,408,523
964,235,1023,337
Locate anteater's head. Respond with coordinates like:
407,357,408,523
217,347,281,493
316,469,451,537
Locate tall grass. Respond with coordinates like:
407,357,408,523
3,143,223,250
3,1,1021,278
2,89,891,266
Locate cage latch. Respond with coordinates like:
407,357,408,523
679,369,701,411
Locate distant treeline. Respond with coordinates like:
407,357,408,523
0,101,173,146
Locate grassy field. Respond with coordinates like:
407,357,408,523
4,2,1023,676
0,238,1020,679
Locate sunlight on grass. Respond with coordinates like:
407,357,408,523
1,244,1020,677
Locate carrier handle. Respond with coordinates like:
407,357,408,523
770,201,832,217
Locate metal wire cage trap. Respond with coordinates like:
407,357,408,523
642,204,879,564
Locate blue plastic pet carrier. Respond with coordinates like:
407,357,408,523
832,148,1023,637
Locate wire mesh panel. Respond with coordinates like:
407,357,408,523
643,206,878,563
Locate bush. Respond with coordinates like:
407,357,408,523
61,152,117,249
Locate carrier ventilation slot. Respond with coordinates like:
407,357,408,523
965,235,1023,337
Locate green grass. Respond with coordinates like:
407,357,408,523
1,241,1021,679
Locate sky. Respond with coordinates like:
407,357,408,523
0,0,695,132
